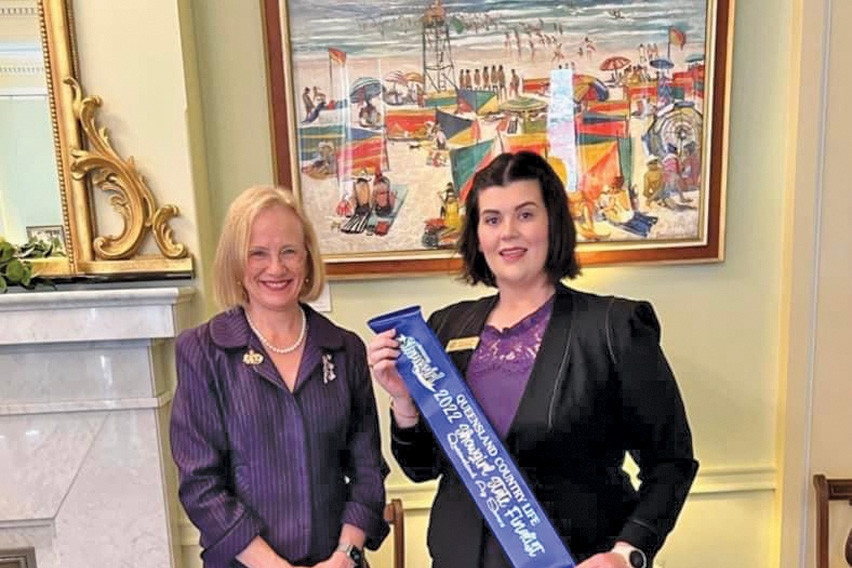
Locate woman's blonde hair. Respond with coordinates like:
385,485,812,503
213,185,326,309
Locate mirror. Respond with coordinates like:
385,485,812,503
0,0,192,281
0,0,67,260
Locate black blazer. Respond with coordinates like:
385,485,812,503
391,284,698,567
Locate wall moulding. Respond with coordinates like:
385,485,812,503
0,6,38,17
176,462,778,545
381,465,778,513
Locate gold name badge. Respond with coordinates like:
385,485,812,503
446,336,480,352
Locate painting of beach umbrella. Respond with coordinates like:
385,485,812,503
385,71,406,85
685,53,705,64
499,97,548,114
499,97,548,137
600,56,630,82
404,71,424,84
573,74,609,103
644,102,703,157
349,77,382,104
649,58,675,76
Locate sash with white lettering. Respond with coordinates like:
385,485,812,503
369,306,576,568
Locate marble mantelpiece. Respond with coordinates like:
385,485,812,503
0,287,194,568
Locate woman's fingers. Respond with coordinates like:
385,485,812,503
369,359,408,398
367,330,397,353
371,358,403,386
367,328,411,399
367,330,400,368
368,346,400,366
377,328,397,341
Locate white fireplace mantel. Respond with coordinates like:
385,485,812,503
0,286,194,568
0,287,194,345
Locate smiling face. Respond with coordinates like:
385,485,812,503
242,204,307,315
476,179,551,290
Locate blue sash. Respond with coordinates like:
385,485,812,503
369,306,576,568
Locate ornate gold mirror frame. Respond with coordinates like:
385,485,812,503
34,0,192,279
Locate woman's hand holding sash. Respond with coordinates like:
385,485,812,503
369,306,576,568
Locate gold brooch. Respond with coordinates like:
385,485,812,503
243,349,264,366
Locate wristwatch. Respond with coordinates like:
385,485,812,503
336,543,364,567
612,543,647,568
627,549,647,568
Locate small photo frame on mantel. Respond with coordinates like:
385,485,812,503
25,224,66,251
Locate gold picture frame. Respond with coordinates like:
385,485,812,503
264,0,732,278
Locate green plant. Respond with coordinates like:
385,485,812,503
0,239,55,293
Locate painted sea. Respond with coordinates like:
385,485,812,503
290,1,706,59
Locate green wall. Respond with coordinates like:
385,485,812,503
188,0,794,565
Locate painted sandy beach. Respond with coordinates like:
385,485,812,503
284,0,711,258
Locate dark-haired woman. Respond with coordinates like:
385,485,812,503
368,151,697,568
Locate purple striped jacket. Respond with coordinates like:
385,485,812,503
170,305,388,567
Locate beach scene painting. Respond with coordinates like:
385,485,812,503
272,0,730,273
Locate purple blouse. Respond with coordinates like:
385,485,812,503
170,306,388,567
466,296,553,568
466,297,554,438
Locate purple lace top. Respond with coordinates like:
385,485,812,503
466,296,554,440
466,296,554,568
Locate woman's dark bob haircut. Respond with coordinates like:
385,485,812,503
458,151,581,287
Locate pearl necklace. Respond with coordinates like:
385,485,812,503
245,308,307,355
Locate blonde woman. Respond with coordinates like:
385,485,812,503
171,186,387,568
